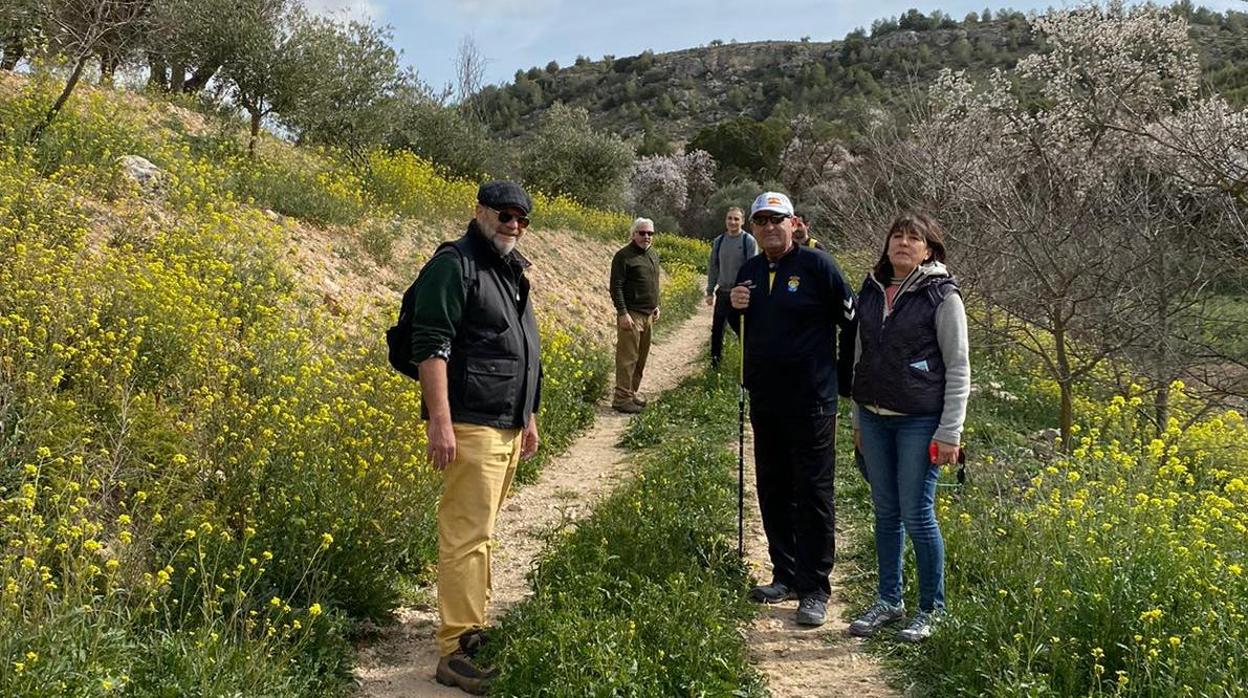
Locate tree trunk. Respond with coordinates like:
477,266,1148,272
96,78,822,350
147,55,169,91
1153,240,1171,433
1,34,23,71
1054,318,1074,451
99,53,119,87
248,110,262,158
1154,382,1170,436
29,55,90,143
182,62,220,93
170,62,186,92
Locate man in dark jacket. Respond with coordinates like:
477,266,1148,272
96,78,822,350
404,180,542,694
792,212,826,251
730,191,857,628
609,217,661,412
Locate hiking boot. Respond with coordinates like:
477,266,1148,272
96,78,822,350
847,599,905,637
748,581,796,604
435,650,498,695
795,596,828,626
458,628,489,658
612,400,643,414
897,609,942,643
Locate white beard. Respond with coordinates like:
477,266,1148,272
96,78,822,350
493,237,516,256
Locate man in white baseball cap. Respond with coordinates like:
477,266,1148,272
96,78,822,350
729,190,858,627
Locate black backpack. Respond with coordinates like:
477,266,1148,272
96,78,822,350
386,243,477,380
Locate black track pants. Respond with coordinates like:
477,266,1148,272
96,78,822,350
751,411,837,600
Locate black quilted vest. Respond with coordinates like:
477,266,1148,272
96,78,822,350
852,272,958,415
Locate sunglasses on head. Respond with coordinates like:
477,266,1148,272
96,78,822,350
751,213,790,226
487,206,530,228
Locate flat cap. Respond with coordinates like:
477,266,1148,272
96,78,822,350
477,180,532,216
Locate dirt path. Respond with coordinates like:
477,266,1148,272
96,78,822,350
353,304,711,697
742,438,902,698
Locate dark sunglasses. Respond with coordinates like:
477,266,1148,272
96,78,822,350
488,206,530,228
636,230,654,237
751,213,790,226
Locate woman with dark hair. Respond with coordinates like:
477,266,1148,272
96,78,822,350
847,212,970,642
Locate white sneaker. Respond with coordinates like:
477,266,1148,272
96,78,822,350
897,609,942,643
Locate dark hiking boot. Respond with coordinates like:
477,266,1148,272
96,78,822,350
458,628,489,658
796,595,828,626
612,400,643,413
436,650,497,695
748,581,796,604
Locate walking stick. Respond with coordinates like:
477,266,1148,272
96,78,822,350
738,317,745,559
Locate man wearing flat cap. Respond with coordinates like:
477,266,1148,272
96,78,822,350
402,180,542,694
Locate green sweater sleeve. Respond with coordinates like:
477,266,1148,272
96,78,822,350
409,252,465,364
609,248,628,314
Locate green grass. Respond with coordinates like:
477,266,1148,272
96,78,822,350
837,325,1248,697
484,348,765,696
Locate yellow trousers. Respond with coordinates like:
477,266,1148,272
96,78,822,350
613,309,653,404
436,422,521,656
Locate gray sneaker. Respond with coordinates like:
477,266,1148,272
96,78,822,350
897,609,942,643
847,599,906,637
795,596,828,626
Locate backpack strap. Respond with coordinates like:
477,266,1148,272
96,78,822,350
437,239,479,295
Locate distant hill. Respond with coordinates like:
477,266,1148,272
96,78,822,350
473,5,1248,145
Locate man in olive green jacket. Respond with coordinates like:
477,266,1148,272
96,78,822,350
609,217,661,412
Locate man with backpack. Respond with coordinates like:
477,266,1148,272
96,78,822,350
706,206,759,368
391,180,542,695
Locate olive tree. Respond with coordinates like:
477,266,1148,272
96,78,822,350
26,0,148,141
277,17,406,155
1,0,43,70
519,102,634,208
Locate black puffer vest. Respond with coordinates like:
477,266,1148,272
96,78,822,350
852,271,959,415
434,223,541,429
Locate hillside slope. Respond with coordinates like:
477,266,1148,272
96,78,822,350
475,7,1248,141
0,74,703,695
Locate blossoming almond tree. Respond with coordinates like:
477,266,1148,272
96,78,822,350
829,3,1248,444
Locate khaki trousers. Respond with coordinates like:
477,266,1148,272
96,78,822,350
436,422,521,656
613,309,653,404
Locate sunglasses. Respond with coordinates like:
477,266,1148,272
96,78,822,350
636,230,654,237
488,206,530,229
751,213,790,226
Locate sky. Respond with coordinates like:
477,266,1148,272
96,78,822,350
306,0,1247,94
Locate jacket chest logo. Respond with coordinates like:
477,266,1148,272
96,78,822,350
786,275,801,293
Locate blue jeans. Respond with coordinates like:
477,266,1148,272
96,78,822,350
858,409,945,611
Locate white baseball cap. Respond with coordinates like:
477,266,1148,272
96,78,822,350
750,191,794,217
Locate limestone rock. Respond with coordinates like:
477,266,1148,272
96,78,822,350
118,155,166,191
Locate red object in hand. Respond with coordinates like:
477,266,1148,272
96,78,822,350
929,442,939,464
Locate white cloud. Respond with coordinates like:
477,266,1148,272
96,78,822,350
451,0,562,16
305,0,381,21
